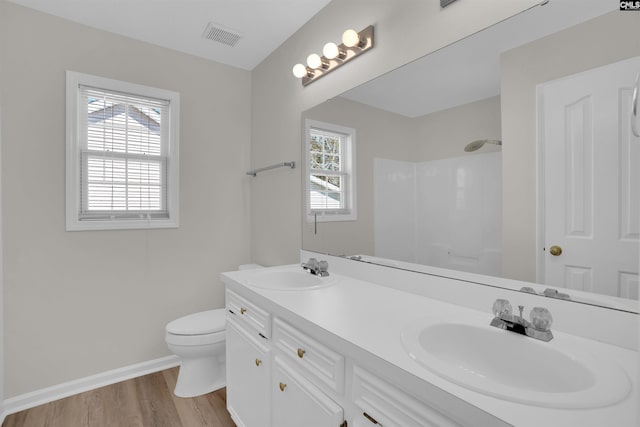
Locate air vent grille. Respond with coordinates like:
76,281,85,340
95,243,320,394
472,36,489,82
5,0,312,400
202,22,242,47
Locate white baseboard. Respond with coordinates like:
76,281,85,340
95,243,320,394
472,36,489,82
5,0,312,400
2,355,180,418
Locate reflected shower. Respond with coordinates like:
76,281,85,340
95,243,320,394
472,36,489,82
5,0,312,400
464,139,502,152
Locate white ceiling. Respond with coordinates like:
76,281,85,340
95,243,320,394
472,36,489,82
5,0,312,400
340,0,618,118
7,0,332,70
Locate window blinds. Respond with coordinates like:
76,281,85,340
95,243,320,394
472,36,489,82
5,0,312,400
78,85,170,220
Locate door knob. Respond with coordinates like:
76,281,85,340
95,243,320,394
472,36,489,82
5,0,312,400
549,245,562,256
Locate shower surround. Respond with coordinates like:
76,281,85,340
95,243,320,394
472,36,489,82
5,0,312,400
374,152,502,275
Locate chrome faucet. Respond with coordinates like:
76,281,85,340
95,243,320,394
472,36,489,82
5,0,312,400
301,258,329,277
490,299,553,342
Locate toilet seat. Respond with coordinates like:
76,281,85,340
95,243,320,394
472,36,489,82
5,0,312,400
166,309,226,335
166,329,225,346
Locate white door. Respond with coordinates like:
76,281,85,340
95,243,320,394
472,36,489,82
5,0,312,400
539,56,640,299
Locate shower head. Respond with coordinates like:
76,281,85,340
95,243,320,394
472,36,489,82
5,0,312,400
464,139,502,152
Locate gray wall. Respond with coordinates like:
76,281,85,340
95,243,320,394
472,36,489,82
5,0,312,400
414,96,501,161
0,2,251,397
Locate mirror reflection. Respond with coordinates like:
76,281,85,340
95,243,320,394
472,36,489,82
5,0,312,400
302,1,640,312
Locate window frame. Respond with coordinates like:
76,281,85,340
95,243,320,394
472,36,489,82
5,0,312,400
304,119,357,223
66,71,180,231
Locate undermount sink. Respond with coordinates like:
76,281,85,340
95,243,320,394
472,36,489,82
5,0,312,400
246,269,334,291
401,322,631,409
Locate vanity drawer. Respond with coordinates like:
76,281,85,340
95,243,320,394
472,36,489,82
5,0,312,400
352,366,460,427
273,318,345,394
226,289,272,338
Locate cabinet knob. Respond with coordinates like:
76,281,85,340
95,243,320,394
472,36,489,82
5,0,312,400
240,307,247,315
297,348,306,358
255,358,262,367
279,382,287,392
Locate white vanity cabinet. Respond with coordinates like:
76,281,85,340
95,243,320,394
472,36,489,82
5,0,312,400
226,290,273,427
351,365,461,427
271,318,346,426
222,265,638,427
226,288,347,427
272,355,344,427
226,288,272,338
223,281,501,427
273,318,345,394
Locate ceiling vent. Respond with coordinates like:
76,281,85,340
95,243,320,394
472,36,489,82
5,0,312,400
202,22,242,47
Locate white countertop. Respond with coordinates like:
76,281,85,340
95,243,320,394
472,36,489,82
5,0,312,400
222,264,639,427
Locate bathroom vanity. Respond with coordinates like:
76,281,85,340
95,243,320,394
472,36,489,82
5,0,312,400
221,258,638,427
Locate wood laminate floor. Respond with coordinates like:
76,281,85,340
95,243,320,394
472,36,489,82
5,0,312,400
2,367,236,427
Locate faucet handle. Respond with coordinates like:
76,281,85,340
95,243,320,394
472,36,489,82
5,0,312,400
318,260,328,272
530,307,553,331
492,299,512,317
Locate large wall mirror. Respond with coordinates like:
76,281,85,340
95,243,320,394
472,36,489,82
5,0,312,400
302,0,640,313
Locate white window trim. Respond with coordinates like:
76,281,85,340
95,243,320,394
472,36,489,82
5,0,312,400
304,119,357,223
66,71,180,231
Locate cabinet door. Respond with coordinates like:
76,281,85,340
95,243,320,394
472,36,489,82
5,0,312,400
272,356,343,427
352,365,461,427
226,317,271,427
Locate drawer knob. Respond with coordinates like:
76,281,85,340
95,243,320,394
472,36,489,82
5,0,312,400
240,307,247,315
297,348,306,358
255,358,262,367
279,382,287,392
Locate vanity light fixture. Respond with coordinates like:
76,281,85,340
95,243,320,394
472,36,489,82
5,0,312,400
292,25,375,87
322,42,342,60
341,29,362,48
306,53,323,69
292,63,308,78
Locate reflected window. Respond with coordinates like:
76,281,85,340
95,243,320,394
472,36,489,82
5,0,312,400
305,119,356,222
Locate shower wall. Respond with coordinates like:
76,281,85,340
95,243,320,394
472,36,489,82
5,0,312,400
374,152,502,275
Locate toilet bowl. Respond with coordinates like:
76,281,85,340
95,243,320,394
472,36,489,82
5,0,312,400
165,309,226,398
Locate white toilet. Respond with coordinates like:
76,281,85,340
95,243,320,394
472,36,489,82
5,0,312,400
165,309,226,398
165,264,263,398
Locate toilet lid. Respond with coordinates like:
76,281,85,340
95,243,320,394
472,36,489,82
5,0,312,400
166,309,226,335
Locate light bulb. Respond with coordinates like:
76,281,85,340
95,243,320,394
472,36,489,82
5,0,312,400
342,29,360,48
292,63,307,78
323,42,339,59
306,53,322,69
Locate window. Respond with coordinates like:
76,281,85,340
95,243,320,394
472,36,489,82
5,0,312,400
66,71,180,230
305,119,356,222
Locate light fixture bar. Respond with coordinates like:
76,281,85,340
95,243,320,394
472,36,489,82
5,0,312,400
299,25,374,87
